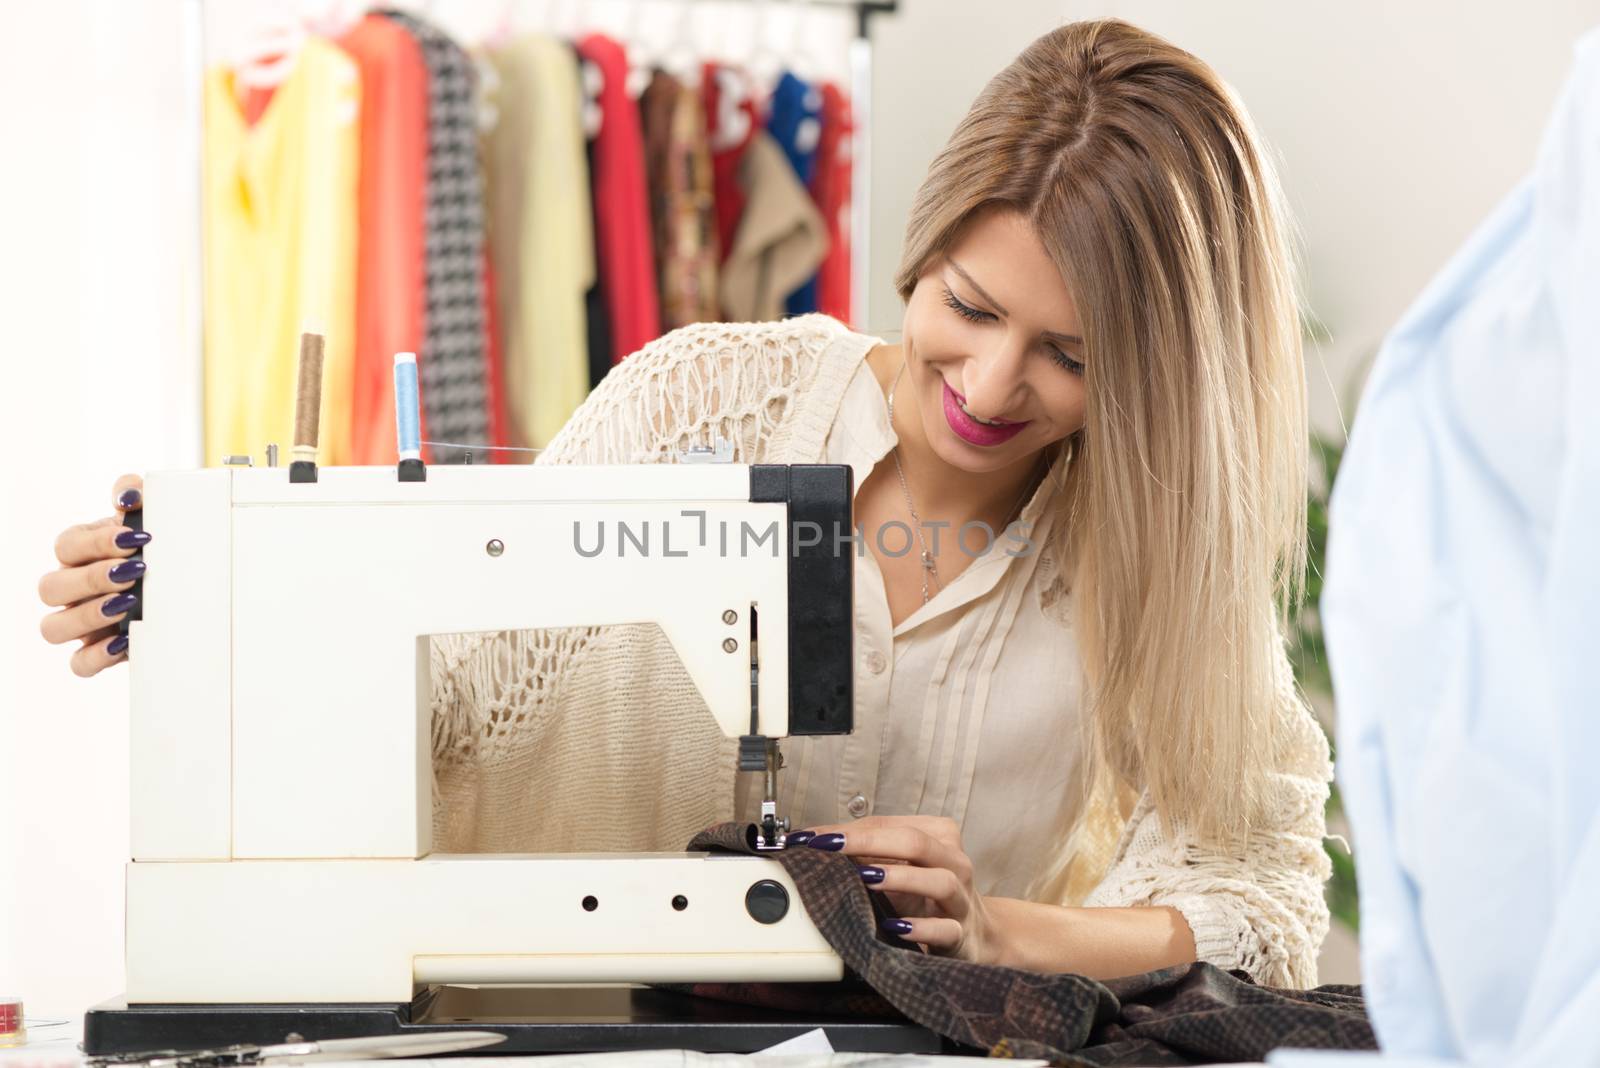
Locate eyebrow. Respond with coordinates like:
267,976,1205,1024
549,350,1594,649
947,259,1083,345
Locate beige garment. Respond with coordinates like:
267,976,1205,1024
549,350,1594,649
429,314,1332,988
481,34,594,449
718,132,828,321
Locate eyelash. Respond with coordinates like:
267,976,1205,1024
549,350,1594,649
940,287,1085,377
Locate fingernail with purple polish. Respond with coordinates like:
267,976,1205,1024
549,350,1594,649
857,865,885,885
115,530,152,550
806,833,846,852
108,634,129,657
101,592,138,618
785,830,816,847
118,489,142,510
109,559,146,584
881,918,914,937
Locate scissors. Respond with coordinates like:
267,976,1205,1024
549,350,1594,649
84,1029,508,1068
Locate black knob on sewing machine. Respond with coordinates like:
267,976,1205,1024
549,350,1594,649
744,880,790,925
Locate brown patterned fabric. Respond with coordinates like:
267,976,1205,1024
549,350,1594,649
678,822,1374,1066
639,70,720,330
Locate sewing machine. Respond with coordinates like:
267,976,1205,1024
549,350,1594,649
82,455,939,1055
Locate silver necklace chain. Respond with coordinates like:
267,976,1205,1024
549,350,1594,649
886,359,1040,605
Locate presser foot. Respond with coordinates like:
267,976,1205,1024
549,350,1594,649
752,738,788,850
754,805,788,851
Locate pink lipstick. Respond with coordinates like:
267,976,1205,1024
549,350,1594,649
941,380,1029,447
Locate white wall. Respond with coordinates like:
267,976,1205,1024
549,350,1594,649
2,0,1594,1019
0,0,202,1021
864,0,1600,436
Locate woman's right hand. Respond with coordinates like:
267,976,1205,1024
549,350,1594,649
39,473,151,677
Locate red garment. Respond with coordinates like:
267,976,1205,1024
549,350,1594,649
577,34,661,363
813,82,855,327
337,16,429,465
702,62,759,266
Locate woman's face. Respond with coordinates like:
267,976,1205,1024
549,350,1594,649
901,207,1087,474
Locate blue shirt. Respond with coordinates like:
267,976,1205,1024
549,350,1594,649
1280,25,1600,1068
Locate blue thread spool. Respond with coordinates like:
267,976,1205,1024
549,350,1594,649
394,352,426,481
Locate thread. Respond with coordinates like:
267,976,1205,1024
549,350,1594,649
291,330,325,465
394,353,422,461
422,441,543,455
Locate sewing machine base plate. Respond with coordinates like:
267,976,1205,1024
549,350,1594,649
83,985,947,1056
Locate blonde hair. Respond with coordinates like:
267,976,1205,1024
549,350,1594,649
893,18,1310,901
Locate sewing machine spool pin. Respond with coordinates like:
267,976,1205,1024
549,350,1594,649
289,330,324,484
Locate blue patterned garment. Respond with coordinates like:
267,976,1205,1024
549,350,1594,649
766,70,824,316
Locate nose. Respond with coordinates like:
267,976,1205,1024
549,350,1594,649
957,337,1030,421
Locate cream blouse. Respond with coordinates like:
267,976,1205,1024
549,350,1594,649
430,314,1333,987
732,355,1085,905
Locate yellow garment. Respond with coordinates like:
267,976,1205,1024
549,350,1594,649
482,34,594,449
203,39,360,467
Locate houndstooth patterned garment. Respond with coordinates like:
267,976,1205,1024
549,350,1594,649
378,11,489,461
679,822,1375,1066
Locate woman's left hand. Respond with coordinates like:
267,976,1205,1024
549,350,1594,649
788,815,1001,964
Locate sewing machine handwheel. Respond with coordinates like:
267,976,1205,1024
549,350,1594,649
117,506,144,641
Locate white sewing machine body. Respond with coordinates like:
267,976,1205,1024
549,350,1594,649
119,461,857,1005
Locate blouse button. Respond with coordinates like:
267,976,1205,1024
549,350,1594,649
846,793,870,818
864,650,887,675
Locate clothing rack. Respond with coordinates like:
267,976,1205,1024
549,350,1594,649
788,0,896,329
181,0,896,464
798,0,898,41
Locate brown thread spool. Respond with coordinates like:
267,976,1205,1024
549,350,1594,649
290,330,324,483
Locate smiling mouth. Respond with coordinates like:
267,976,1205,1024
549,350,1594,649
951,387,1015,425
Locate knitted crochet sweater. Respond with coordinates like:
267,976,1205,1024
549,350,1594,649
429,313,1333,988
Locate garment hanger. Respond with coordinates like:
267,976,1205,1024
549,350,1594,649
660,0,700,82
575,1,603,139
549,0,587,39
234,0,306,92
621,0,646,52
484,0,518,48
747,0,783,96
305,0,363,39
621,0,654,99
792,0,831,84
706,66,755,153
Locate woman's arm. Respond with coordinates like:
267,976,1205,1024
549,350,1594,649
984,898,1196,979
792,816,1198,978
795,642,1329,984
1074,644,1334,988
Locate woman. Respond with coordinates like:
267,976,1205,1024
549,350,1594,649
37,19,1331,987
